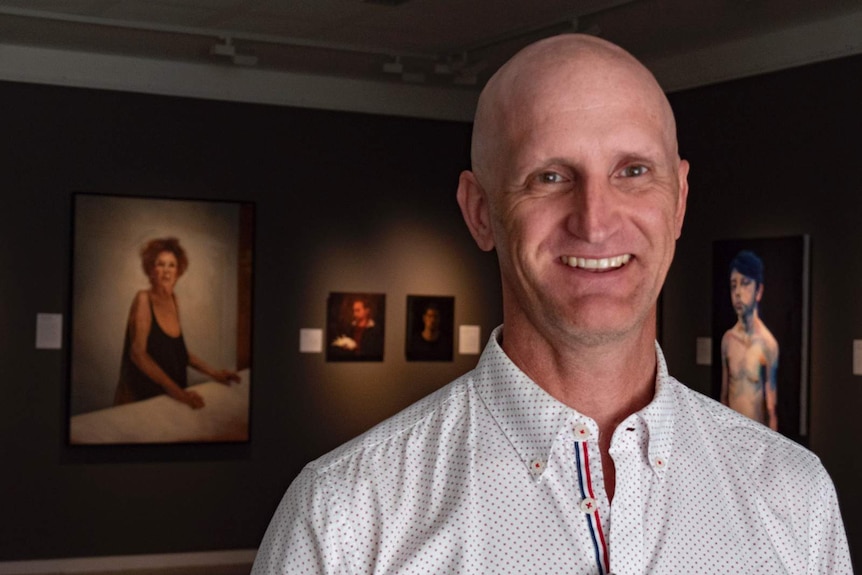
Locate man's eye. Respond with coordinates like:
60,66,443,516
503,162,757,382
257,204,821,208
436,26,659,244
538,172,564,184
621,165,648,177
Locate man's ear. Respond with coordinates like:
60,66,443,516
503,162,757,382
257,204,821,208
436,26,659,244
457,170,495,252
756,283,764,303
674,159,690,239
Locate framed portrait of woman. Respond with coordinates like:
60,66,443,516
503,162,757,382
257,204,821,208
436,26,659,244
67,193,254,446
405,295,454,362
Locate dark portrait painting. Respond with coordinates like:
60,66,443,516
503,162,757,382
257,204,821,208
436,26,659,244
68,193,254,445
405,295,454,362
711,236,810,443
326,292,386,362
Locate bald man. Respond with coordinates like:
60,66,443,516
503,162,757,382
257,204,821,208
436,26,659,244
252,35,850,574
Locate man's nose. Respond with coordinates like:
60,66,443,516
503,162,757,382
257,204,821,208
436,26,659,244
565,176,619,243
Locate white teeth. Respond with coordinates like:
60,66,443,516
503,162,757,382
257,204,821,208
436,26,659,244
560,254,631,271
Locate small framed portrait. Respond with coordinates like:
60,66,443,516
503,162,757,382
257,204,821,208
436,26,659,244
326,292,386,362
68,193,254,446
405,295,454,362
711,235,810,443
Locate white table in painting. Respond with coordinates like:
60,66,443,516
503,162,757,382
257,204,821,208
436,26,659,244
70,369,250,444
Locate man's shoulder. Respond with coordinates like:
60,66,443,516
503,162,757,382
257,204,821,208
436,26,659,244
668,377,823,478
309,371,476,477
754,321,780,354
720,325,742,349
665,376,845,549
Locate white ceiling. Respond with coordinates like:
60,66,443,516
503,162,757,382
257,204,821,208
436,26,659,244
0,0,860,119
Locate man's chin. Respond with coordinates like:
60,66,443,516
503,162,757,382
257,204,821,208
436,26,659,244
544,314,641,348
542,301,654,347
562,325,639,348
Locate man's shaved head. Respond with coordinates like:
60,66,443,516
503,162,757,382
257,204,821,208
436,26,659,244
471,34,679,189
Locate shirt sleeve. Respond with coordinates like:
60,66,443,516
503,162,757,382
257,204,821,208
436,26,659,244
807,464,852,574
251,465,347,575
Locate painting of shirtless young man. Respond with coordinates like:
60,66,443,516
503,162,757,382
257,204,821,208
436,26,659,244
711,236,809,442
720,250,779,430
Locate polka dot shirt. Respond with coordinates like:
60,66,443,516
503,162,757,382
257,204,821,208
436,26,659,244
252,327,851,574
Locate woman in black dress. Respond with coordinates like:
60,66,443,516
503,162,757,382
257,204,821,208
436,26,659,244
114,237,239,409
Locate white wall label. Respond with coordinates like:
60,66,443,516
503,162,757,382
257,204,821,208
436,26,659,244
696,337,712,366
36,313,63,350
853,340,862,375
300,328,323,353
459,325,481,355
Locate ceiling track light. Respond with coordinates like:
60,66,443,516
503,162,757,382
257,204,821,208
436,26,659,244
211,36,258,66
0,3,630,84
210,37,236,57
382,56,403,74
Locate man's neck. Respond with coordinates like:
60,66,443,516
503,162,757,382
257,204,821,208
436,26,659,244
739,309,760,334
422,327,440,341
500,318,658,434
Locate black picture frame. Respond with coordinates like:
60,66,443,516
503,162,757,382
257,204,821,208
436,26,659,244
711,235,810,444
326,292,386,362
67,193,254,446
405,295,455,362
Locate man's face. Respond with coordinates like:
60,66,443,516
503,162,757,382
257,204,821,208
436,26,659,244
352,301,370,324
472,57,688,346
423,308,440,331
730,269,761,319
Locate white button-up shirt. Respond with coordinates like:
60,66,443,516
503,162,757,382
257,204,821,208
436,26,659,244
252,327,851,574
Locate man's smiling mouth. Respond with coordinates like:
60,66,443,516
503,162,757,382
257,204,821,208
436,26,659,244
560,254,632,271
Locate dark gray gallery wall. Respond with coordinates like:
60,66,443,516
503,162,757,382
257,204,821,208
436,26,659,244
0,81,500,560
0,51,859,567
663,54,861,568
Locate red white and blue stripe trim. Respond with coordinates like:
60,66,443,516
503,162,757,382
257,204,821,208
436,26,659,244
574,440,610,574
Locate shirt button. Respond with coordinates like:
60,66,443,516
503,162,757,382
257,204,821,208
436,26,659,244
529,459,546,476
579,497,598,514
573,423,591,441
655,457,667,468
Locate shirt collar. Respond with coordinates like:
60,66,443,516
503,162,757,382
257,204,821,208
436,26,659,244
472,326,677,479
638,342,676,478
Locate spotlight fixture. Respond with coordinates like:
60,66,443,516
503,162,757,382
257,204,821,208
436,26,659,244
382,56,403,74
446,52,483,86
210,37,236,57
210,36,258,66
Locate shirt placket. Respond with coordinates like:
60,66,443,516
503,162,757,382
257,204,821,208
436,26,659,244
606,415,650,575
571,419,611,575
